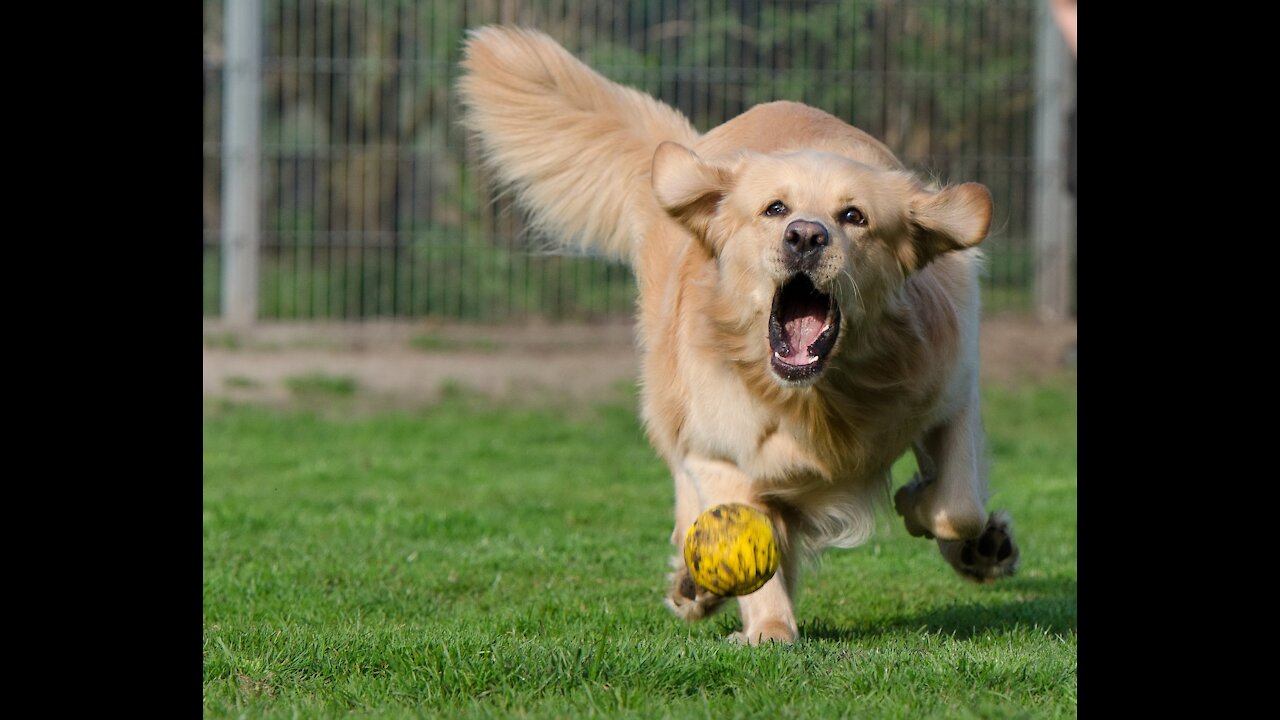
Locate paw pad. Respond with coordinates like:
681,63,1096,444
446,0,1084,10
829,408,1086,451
946,509,1019,583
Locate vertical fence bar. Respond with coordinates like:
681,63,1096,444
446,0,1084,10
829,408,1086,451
1032,1,1072,321
221,0,263,326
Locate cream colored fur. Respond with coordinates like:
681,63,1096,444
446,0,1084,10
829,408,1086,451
459,26,1018,645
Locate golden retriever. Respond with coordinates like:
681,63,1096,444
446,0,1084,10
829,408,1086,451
458,26,1019,644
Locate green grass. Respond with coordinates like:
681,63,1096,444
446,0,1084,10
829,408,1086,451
204,332,242,350
283,373,358,398
410,334,500,354
203,379,1076,718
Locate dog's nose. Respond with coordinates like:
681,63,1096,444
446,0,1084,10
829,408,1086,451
784,220,828,259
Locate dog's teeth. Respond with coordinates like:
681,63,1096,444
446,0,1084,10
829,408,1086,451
776,350,820,365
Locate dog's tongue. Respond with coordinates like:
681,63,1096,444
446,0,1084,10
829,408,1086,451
779,298,827,364
785,317,824,360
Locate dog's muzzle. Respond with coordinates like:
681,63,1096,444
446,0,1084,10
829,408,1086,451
768,273,840,384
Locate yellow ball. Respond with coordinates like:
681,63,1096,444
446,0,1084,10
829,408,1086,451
683,503,780,597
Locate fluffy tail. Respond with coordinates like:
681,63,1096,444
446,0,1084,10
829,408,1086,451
457,26,698,265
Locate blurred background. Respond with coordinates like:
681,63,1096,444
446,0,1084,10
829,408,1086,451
203,0,1075,330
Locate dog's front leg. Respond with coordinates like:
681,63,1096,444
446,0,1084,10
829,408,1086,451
894,389,1019,582
896,404,988,542
670,455,798,644
664,463,730,622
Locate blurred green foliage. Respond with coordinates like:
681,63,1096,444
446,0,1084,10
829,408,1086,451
204,0,1038,320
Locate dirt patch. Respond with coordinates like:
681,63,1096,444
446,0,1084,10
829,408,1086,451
978,313,1078,384
203,315,1075,409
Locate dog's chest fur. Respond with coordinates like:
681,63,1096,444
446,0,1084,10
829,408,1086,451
641,248,966,495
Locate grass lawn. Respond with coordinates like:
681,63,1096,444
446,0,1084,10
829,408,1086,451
203,378,1076,718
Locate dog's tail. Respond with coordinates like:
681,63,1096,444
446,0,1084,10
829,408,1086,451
458,26,698,265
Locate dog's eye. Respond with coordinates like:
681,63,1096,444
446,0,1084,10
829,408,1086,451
838,207,867,226
763,200,788,217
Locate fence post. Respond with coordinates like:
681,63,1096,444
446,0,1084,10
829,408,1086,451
221,0,263,326
1032,3,1074,321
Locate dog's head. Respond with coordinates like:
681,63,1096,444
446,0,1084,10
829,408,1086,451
652,142,992,387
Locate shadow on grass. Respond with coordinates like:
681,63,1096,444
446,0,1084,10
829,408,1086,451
802,578,1077,642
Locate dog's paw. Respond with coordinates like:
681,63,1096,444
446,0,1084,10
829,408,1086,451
939,509,1020,583
664,561,728,622
728,619,798,645
893,472,935,539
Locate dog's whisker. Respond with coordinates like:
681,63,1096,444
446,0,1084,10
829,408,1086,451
841,269,864,310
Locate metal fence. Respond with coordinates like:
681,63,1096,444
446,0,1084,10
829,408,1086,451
203,0,1074,323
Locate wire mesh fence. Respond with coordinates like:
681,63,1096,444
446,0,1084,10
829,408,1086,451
203,0,1061,322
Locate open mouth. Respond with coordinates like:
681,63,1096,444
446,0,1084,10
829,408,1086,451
768,274,841,383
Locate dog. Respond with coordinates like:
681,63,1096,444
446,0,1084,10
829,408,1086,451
458,26,1019,644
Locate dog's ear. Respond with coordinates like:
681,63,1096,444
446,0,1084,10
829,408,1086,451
652,142,734,241
905,182,993,270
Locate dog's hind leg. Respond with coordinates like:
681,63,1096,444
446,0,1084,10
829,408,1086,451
894,390,1019,582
